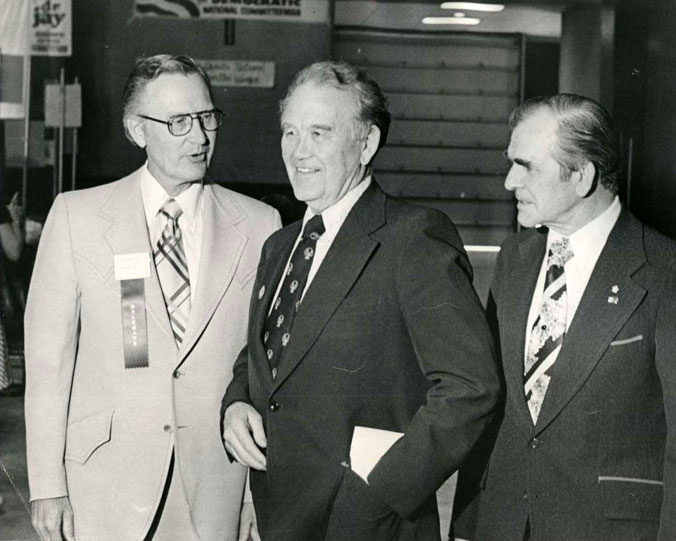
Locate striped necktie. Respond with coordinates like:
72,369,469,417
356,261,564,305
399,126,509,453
524,237,574,423
154,199,191,347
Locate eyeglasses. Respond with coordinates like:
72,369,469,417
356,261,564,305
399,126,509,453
137,109,224,136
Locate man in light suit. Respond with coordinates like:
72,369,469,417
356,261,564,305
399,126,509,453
24,55,280,540
452,94,676,540
221,61,500,540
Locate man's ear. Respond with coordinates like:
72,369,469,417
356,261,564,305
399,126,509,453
124,115,147,149
359,125,381,166
573,161,596,198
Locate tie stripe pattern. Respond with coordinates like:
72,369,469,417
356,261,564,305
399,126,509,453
524,237,574,423
154,199,191,346
262,214,325,378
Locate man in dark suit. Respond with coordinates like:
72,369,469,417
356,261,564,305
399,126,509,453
452,94,676,541
221,61,500,540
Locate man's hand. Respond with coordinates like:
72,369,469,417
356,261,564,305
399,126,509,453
223,401,267,470
238,501,260,541
31,496,75,541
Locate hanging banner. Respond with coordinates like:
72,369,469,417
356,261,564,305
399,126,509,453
30,0,72,57
0,0,29,119
198,60,275,88
134,0,330,24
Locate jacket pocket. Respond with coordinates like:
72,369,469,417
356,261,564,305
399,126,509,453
599,475,662,521
65,409,114,465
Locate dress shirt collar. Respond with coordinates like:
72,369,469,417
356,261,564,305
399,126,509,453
547,196,621,268
139,162,203,232
301,176,372,236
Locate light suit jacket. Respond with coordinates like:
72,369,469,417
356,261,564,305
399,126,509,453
453,211,676,541
24,167,281,540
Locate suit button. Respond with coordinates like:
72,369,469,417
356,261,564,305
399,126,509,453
173,370,182,379
269,401,280,412
163,424,172,432
523,491,529,500
530,438,540,449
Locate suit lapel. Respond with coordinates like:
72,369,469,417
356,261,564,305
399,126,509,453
100,171,174,342
271,184,385,391
177,184,248,362
502,232,547,430
535,211,647,432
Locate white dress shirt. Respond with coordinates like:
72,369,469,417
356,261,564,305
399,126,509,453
140,163,204,302
269,177,372,313
525,196,622,363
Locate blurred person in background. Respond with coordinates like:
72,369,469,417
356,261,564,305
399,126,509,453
0,191,24,395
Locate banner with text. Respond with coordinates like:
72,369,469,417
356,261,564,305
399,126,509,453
134,0,329,24
31,0,72,57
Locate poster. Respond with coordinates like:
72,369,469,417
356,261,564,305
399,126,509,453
30,0,72,57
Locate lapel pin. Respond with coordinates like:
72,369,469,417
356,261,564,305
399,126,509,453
607,295,619,304
611,284,619,294
258,285,265,299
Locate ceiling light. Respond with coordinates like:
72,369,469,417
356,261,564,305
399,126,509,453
454,12,466,17
440,2,505,12
422,16,481,25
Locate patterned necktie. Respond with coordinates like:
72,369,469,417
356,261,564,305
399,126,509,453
154,199,191,347
524,237,574,423
263,214,325,379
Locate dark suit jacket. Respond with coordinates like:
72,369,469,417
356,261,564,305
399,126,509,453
453,210,676,541
223,182,500,541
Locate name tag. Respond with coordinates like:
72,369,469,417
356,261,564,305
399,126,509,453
114,252,151,281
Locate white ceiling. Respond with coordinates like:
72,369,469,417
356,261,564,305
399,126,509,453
334,1,563,37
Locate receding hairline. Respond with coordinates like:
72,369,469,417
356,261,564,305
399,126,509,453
280,80,366,131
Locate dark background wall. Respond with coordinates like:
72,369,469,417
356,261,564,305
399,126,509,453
614,0,676,238
67,0,330,186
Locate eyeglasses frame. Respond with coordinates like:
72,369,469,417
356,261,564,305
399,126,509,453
137,108,224,136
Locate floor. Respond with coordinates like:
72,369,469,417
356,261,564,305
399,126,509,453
0,394,456,540
0,396,35,541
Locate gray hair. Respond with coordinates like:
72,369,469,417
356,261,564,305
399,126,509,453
280,61,391,153
509,94,620,193
122,54,213,145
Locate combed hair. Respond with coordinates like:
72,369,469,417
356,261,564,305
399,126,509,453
279,61,391,152
509,94,621,193
122,54,213,144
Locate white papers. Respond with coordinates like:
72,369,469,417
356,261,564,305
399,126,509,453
349,426,404,483
114,253,151,281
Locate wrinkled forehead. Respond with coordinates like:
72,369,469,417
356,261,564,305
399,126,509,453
140,73,213,114
282,82,362,127
509,109,560,155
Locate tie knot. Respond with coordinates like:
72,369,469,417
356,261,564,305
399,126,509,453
548,237,574,267
160,199,183,221
302,214,325,241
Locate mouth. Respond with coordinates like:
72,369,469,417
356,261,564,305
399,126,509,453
189,151,208,162
294,165,319,174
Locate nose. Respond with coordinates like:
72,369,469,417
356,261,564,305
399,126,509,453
504,164,520,191
292,133,312,160
187,115,209,145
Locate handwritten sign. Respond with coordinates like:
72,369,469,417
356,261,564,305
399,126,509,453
198,60,275,88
